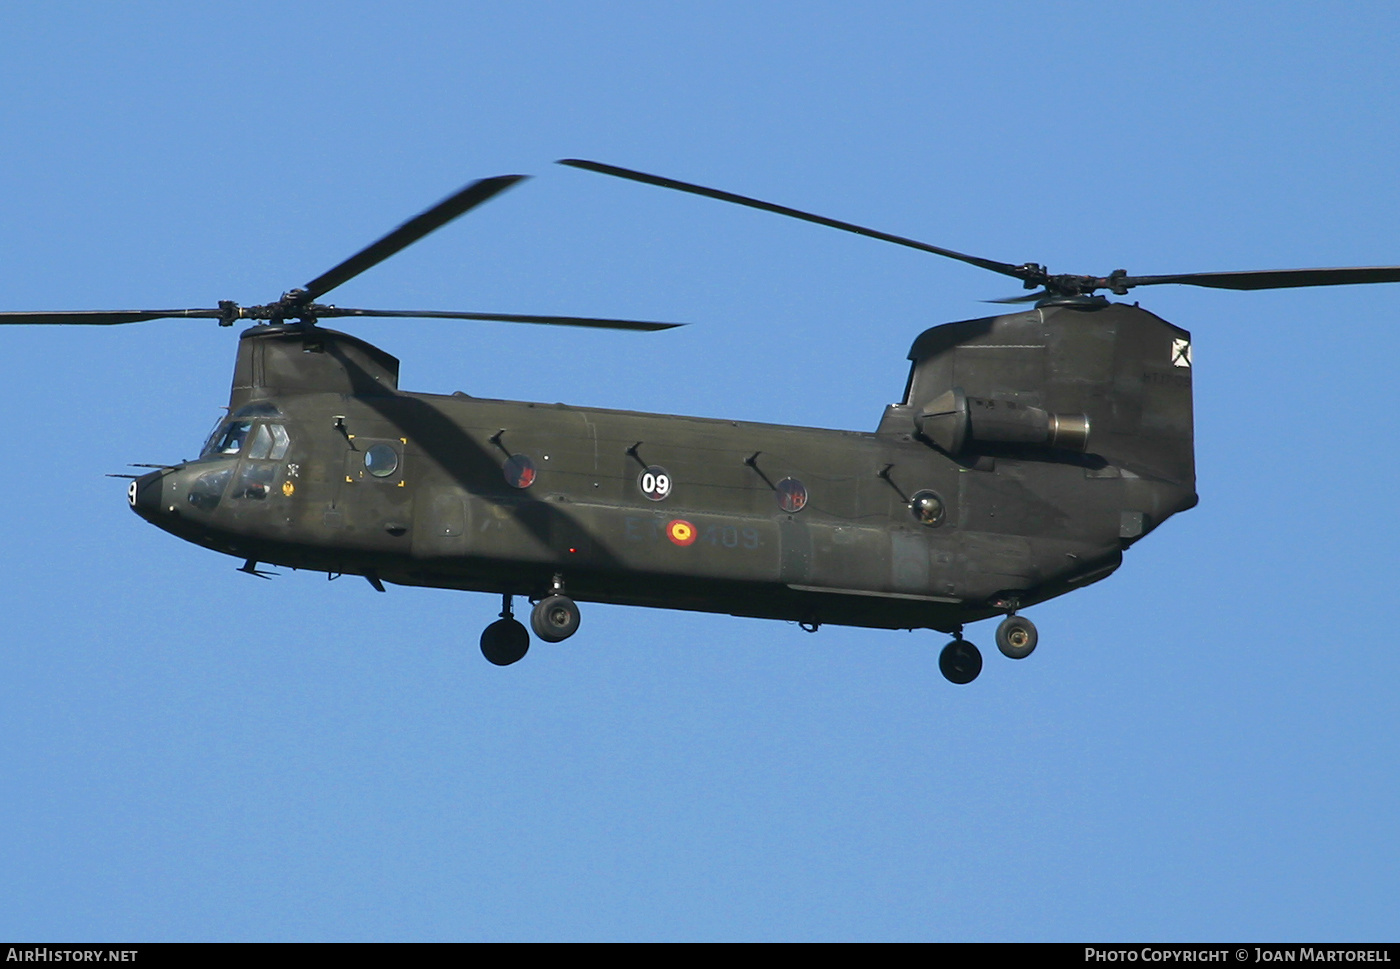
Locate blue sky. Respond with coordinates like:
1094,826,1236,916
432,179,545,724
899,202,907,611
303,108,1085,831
2,1,1398,941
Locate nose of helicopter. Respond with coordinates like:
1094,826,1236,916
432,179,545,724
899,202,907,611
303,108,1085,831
127,469,168,522
127,460,239,535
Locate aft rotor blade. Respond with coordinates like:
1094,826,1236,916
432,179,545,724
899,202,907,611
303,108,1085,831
0,309,222,325
1124,266,1400,291
558,159,1028,280
322,307,683,331
302,175,529,302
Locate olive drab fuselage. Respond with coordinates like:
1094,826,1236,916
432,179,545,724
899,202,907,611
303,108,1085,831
129,298,1198,633
19,159,1382,679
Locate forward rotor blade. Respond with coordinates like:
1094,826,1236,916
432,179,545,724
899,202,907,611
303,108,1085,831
558,159,1027,280
1125,266,1400,291
0,309,222,325
984,292,1048,304
302,175,529,302
321,308,683,331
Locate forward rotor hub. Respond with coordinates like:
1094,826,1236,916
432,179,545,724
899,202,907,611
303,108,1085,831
5,171,683,334
217,292,330,326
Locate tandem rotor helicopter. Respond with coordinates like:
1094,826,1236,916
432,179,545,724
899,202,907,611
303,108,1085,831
7,160,1400,684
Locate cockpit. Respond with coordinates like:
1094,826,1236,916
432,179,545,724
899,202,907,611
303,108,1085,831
202,419,251,457
199,402,288,460
186,402,295,511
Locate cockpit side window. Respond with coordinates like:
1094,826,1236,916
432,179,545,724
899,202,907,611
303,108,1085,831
233,463,276,500
269,423,290,460
247,424,274,460
231,422,295,500
200,418,224,458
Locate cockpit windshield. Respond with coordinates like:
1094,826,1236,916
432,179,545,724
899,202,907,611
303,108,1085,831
199,402,289,460
201,420,252,458
198,416,292,460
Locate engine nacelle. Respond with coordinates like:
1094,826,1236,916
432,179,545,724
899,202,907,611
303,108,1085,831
916,387,1090,455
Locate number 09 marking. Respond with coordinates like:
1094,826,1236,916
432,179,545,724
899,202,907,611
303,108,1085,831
638,465,672,501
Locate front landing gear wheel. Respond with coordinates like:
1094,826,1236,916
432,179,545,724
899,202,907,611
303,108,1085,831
939,639,983,684
530,594,581,643
995,615,1038,659
480,618,529,666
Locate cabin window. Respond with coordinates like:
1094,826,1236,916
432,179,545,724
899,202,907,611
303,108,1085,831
365,443,399,478
775,477,808,513
910,490,946,527
503,454,536,489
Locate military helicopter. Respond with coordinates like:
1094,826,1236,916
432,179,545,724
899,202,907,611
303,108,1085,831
7,162,1400,684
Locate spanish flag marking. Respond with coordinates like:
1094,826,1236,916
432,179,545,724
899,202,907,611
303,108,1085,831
666,519,697,546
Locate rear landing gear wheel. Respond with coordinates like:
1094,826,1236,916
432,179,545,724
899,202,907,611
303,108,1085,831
939,639,983,684
995,615,1038,660
480,618,529,666
531,594,581,643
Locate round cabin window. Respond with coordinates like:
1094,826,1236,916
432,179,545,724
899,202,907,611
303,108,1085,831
910,490,946,527
364,444,399,478
775,476,808,513
503,454,536,489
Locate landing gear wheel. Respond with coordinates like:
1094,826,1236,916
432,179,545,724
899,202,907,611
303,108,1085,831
480,618,529,666
995,615,1038,660
530,594,581,643
939,639,983,684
